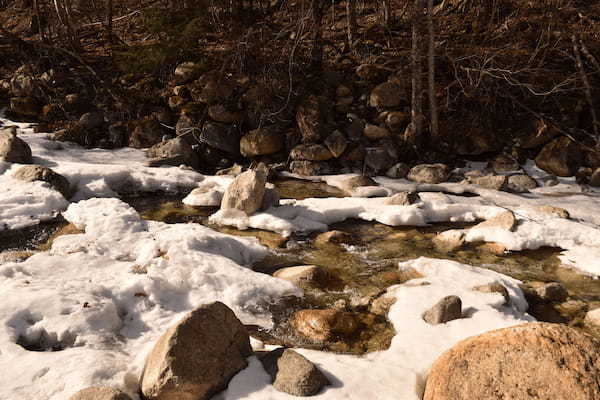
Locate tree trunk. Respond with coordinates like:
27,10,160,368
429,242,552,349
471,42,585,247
427,0,438,139
409,0,424,147
310,0,325,70
346,0,356,50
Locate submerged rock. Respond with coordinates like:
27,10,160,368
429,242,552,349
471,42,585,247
12,165,71,199
315,230,352,245
68,387,131,400
424,323,600,400
291,309,358,343
0,128,32,164
432,230,465,253
140,302,252,400
273,265,328,288
422,296,462,325
221,169,267,215
259,348,330,396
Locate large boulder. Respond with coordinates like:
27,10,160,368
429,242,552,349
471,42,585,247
12,165,72,198
0,128,33,164
240,127,283,157
198,122,240,155
140,302,253,400
146,137,200,170
273,265,328,288
221,169,267,215
535,137,580,177
407,164,450,184
68,387,131,400
424,323,600,400
324,130,347,158
259,348,330,396
369,82,403,110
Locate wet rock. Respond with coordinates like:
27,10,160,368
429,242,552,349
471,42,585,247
79,112,104,130
423,323,600,400
12,165,71,198
291,309,358,343
432,230,465,253
208,104,243,124
530,282,568,302
240,127,283,157
324,130,347,158
472,282,510,305
472,211,516,231
370,295,397,316
0,129,32,164
584,308,600,329
534,205,569,219
221,169,267,215
507,174,538,193
315,230,352,245
146,137,200,170
339,175,378,193
468,175,507,191
273,265,328,288
384,191,419,206
174,61,202,84
363,124,391,140
9,96,40,117
369,82,403,109
407,164,450,184
535,137,580,177
488,154,520,173
140,302,252,400
68,387,131,400
481,242,508,255
129,119,164,149
385,162,410,179
259,348,330,396
289,160,330,176
290,144,333,161
422,296,462,325
296,95,324,143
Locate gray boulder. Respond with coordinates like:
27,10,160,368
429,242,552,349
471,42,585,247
221,169,267,215
12,165,72,198
422,296,462,324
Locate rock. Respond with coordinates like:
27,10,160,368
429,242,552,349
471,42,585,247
481,242,508,255
216,164,243,176
423,323,600,400
385,111,409,132
296,95,324,143
68,387,131,400
315,230,352,245
199,122,240,155
168,96,185,111
473,211,516,231
324,130,347,158
259,348,330,396
432,230,465,253
208,104,243,124
507,174,538,193
468,175,507,191
146,137,200,170
369,82,403,109
584,308,600,329
535,137,580,177
339,144,365,163
407,164,450,184
355,64,386,82
291,309,358,343
422,296,462,324
106,123,128,148
472,282,510,305
590,167,600,187
140,302,252,400
129,119,164,148
289,160,330,176
221,169,267,215
173,85,191,98
79,112,104,130
363,124,391,140
174,61,202,84
339,175,378,193
290,144,333,161
384,191,419,206
521,119,561,149
260,187,280,210
488,154,520,173
385,162,410,179
370,295,397,316
12,165,71,198
364,147,395,172
273,265,328,288
345,117,365,141
531,282,568,302
9,96,40,117
240,127,283,157
0,129,33,164
9,65,38,97
534,205,569,219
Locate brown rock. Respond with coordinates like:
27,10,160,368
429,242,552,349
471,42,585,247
521,119,561,149
296,95,323,143
385,111,409,133
12,165,71,198
315,230,352,245
407,164,450,184
507,174,538,193
369,82,403,109
535,205,569,219
363,124,391,140
472,282,510,305
291,309,358,343
129,119,164,149
339,175,378,193
290,144,333,161
422,296,462,324
384,191,420,206
0,129,32,164
273,265,328,288
68,387,131,400
208,104,243,124
488,154,520,173
423,323,600,400
535,137,580,177
146,137,200,170
289,160,330,176
10,96,40,117
240,127,283,157
385,162,410,179
468,175,507,191
221,169,267,215
324,130,348,158
472,211,516,231
433,230,465,253
140,302,252,400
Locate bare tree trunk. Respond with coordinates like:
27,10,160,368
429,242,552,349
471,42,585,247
310,0,325,69
346,0,356,50
107,0,114,44
427,0,438,139
572,34,600,138
408,0,424,148
381,0,392,26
